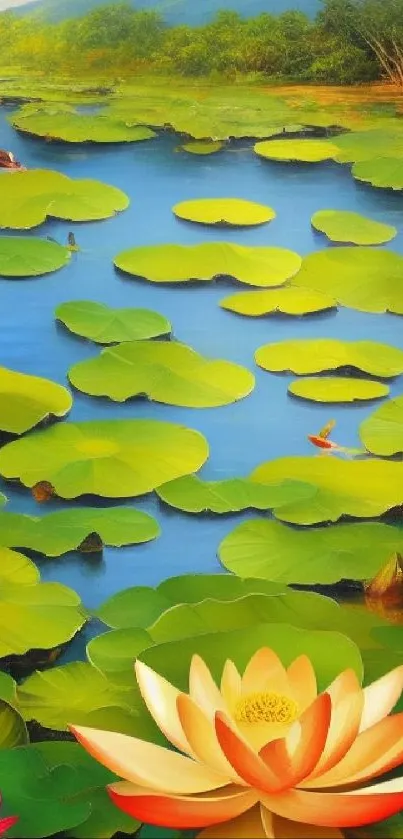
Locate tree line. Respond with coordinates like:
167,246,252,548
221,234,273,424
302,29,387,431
0,0,402,86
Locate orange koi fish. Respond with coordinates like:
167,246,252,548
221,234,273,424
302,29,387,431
308,420,365,456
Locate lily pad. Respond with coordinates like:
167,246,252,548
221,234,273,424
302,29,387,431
0,170,129,229
95,574,287,630
220,286,336,316
68,341,255,407
11,105,157,144
155,474,315,514
17,661,161,742
0,699,28,749
289,377,389,403
114,242,302,287
311,209,396,245
0,419,209,499
172,198,275,227
0,742,139,838
0,506,160,557
334,128,403,164
0,366,72,434
180,141,224,154
255,338,403,378
250,456,403,525
292,248,403,314
0,237,70,278
55,300,171,344
352,157,403,191
0,547,86,657
360,395,403,456
254,138,340,163
219,519,403,585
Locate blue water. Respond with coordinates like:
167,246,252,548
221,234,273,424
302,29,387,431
0,110,402,653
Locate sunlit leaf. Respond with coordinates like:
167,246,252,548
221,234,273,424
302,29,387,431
255,138,340,163
155,474,315,514
0,236,70,277
255,338,403,377
173,197,275,227
0,366,72,434
55,300,171,344
360,394,403,456
0,419,209,499
352,157,403,190
311,209,396,245
0,699,28,750
334,128,403,163
220,285,336,316
0,170,128,229
289,377,389,403
180,140,224,154
292,247,403,314
11,104,157,143
68,340,255,407
114,242,302,287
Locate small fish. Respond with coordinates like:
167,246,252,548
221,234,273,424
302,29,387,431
32,481,55,503
308,420,365,457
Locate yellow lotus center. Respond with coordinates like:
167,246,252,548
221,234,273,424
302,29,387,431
234,691,299,725
75,439,119,457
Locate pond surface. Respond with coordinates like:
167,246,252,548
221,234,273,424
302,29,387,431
0,108,402,657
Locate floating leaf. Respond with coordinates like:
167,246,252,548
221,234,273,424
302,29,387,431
11,105,157,144
254,138,340,163
0,419,209,499
95,574,287,630
289,377,389,403
292,247,403,314
172,197,275,227
180,140,224,154
250,456,403,525
0,507,160,557
0,742,139,839
68,341,255,407
220,286,336,316
17,661,161,743
0,170,129,229
114,242,302,287
0,366,72,434
311,209,396,245
55,300,171,344
334,128,403,163
360,395,403,456
255,338,403,377
0,547,86,657
219,519,403,585
0,237,70,278
0,672,17,705
0,699,28,749
155,474,315,514
352,157,403,191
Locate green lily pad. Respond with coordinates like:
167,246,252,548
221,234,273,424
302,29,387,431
288,377,389,403
0,237,70,278
172,198,275,227
141,621,362,695
292,248,403,315
68,340,255,407
219,519,403,585
220,286,336,316
254,138,340,163
0,672,17,705
94,574,287,630
352,157,403,191
0,506,160,557
55,300,171,344
0,419,209,499
0,742,139,839
11,105,157,144
0,547,86,657
251,456,403,525
155,474,315,514
0,366,72,434
113,242,302,287
334,128,403,164
311,209,396,245
0,699,28,749
255,338,403,377
180,141,224,155
360,395,403,456
17,661,161,743
0,170,129,229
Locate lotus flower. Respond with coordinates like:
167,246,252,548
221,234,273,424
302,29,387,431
71,648,403,838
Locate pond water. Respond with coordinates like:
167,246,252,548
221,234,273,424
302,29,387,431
0,108,402,658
